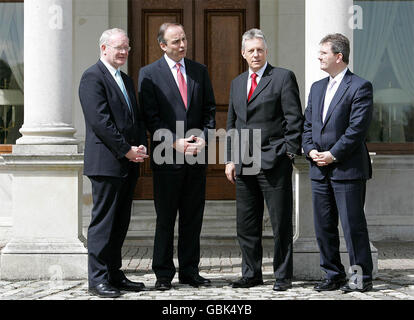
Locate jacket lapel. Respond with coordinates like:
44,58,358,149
317,77,329,124
122,73,137,121
238,71,249,122
322,70,352,127
97,60,132,119
184,59,195,112
247,64,272,105
158,57,187,111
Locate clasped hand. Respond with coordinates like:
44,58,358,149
125,145,149,163
173,135,206,155
309,149,335,167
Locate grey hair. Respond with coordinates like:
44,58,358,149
241,28,268,51
99,28,128,49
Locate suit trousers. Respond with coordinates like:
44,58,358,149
311,178,373,281
87,165,138,287
152,165,206,280
235,157,293,280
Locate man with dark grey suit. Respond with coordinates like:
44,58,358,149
225,28,303,291
138,23,216,291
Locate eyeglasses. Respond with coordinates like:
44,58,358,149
106,44,131,52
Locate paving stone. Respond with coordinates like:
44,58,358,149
0,241,413,300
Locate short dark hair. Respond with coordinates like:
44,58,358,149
320,33,350,64
157,22,185,45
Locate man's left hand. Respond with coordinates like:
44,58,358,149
314,151,335,166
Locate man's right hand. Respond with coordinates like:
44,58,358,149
225,162,236,184
173,135,200,155
125,146,149,163
309,149,319,161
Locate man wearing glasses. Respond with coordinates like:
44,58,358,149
79,28,148,298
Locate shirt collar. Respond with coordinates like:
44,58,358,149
164,54,185,71
249,61,268,79
100,57,120,77
329,67,348,84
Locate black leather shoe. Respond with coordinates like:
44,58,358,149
155,279,172,291
314,278,347,291
340,281,373,293
179,274,211,287
273,279,292,291
111,278,146,292
89,283,121,298
231,277,263,288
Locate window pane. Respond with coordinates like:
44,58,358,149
354,1,414,145
0,2,24,145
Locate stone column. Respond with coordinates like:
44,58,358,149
18,0,78,145
292,159,325,279
293,0,377,280
305,0,354,98
0,0,87,280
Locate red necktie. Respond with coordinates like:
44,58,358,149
248,73,258,101
176,63,188,108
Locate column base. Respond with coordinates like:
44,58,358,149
0,145,87,280
17,126,79,145
293,237,378,280
0,239,87,280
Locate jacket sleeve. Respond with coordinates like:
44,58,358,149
226,81,237,163
202,66,216,143
280,70,304,155
302,84,317,158
138,67,177,143
79,71,131,159
329,81,373,162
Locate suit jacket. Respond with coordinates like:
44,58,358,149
226,64,303,175
302,69,373,181
79,60,147,177
138,56,216,170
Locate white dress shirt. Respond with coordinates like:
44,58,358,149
164,53,187,87
100,58,121,82
246,62,268,98
322,67,348,122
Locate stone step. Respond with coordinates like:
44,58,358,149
82,200,293,246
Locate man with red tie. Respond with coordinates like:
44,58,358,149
138,23,216,291
225,28,303,291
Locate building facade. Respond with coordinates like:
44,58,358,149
0,0,413,279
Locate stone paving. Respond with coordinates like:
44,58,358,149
0,241,413,301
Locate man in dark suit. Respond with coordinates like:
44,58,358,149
302,33,374,293
79,28,148,298
225,28,303,291
138,23,216,290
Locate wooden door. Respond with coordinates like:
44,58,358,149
128,0,259,199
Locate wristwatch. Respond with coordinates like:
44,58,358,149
287,152,295,160
331,155,337,162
